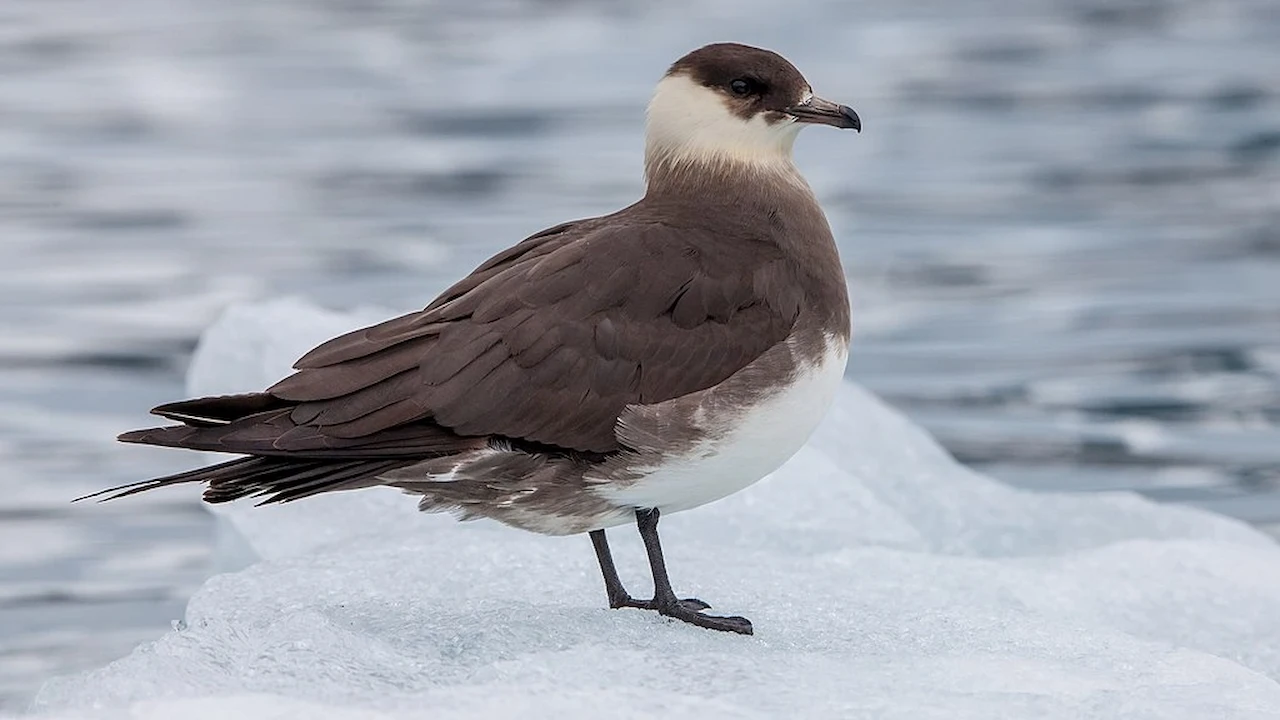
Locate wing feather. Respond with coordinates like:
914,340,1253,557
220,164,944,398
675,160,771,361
123,217,803,458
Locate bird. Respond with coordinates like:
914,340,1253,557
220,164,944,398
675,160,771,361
85,42,860,635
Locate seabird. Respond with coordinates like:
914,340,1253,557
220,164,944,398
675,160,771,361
86,42,860,635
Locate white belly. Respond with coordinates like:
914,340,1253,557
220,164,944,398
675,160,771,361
595,339,848,516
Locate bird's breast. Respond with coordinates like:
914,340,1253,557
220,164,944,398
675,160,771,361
591,331,848,515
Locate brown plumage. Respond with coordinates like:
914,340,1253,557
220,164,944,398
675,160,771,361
96,196,830,504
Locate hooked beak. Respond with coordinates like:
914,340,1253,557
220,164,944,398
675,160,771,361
786,96,861,132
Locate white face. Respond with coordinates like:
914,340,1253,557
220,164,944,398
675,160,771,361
644,73,807,175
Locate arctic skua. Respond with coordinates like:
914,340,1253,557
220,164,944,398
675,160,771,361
87,42,860,635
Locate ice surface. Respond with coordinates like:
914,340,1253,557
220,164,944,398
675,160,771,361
24,299,1280,719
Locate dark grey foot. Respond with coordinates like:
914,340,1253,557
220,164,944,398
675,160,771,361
656,601,753,635
612,595,750,634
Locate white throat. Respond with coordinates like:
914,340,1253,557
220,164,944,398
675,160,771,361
644,74,803,180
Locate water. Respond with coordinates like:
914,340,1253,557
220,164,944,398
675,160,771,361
1,0,1278,711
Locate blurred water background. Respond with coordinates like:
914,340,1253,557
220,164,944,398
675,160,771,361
1,0,1278,711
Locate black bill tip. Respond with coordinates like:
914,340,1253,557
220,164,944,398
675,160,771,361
837,105,861,132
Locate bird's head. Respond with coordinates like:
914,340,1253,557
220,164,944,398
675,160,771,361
645,42,860,180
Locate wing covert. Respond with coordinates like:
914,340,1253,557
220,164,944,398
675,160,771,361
267,220,802,454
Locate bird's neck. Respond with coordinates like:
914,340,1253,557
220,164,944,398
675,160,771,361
643,138,800,181
642,151,814,206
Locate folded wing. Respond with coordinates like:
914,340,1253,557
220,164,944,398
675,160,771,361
122,218,804,460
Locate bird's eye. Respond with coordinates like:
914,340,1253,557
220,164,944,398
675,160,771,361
729,78,757,96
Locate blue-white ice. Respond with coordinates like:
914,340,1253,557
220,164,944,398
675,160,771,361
24,299,1280,719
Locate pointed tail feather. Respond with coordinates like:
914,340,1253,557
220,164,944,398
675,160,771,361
74,456,263,503
77,456,416,505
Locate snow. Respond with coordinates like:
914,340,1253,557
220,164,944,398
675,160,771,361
23,298,1280,719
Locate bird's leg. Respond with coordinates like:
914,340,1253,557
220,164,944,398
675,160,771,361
590,525,706,611
631,508,753,635
589,528,635,608
589,513,751,634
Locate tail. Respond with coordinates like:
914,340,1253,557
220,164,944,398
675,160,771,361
76,455,416,505
98,392,481,506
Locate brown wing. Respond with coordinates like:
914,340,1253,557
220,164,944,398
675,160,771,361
257,217,804,454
